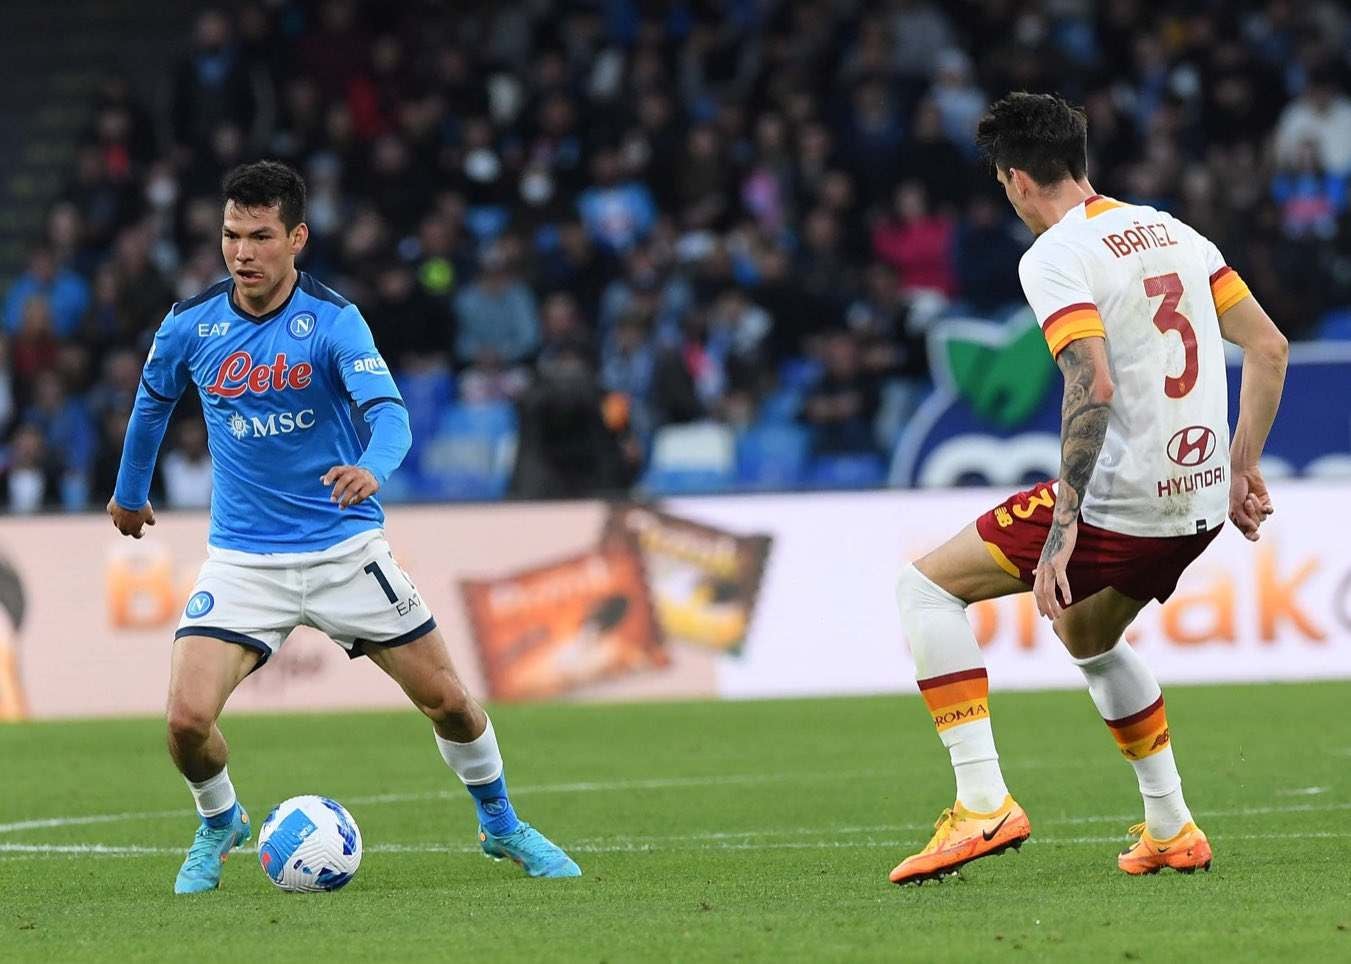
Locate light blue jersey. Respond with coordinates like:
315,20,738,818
115,272,411,552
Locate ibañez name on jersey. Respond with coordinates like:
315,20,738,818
138,273,405,553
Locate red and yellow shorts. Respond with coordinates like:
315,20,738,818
974,481,1222,605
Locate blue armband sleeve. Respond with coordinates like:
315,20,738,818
113,313,188,508
327,304,409,485
355,398,411,486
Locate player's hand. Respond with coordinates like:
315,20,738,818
1033,519,1077,621
107,497,156,539
1229,464,1274,542
322,465,378,509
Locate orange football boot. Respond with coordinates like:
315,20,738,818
889,795,1031,885
1118,821,1212,875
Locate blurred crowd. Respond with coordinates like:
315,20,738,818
3,0,1351,510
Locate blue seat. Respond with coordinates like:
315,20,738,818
418,472,508,501
394,368,456,462
806,453,887,490
737,423,809,488
436,399,516,437
378,466,417,504
642,421,737,495
419,402,517,500
641,467,736,496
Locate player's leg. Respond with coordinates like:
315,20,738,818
170,558,294,893
1054,588,1211,874
890,522,1032,884
166,634,261,893
905,523,1027,810
313,535,580,878
362,630,581,878
167,635,258,781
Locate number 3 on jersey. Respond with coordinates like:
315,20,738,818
1012,485,1054,520
1144,272,1198,398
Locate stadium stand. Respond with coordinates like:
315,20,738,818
2,0,1350,509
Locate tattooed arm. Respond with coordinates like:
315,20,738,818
1034,336,1114,619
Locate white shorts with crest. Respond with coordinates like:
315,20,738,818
176,529,434,666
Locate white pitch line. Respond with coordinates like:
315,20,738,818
0,763,1078,836
0,770,895,836
5,829,1351,862
1275,786,1329,797
3,786,1347,839
0,843,181,855
0,809,186,834
1033,799,1351,826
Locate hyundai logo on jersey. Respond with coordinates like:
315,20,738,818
288,312,317,339
185,591,215,618
1166,426,1217,467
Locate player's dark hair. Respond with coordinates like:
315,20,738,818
976,92,1088,186
221,160,306,231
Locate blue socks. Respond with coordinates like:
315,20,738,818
434,721,519,835
202,802,238,829
467,775,520,836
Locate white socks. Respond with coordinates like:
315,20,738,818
187,766,237,819
435,717,504,786
1073,641,1192,838
897,562,1194,836
897,564,1009,813
943,722,1009,815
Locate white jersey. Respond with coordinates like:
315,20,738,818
1018,195,1252,538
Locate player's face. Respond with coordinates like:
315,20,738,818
221,201,308,301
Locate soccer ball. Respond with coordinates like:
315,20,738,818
257,795,363,892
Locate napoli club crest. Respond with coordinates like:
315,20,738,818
185,591,215,618
288,312,317,340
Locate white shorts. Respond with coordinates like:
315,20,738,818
176,530,435,666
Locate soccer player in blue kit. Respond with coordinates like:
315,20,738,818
108,161,581,892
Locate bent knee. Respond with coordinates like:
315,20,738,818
166,700,217,744
1052,616,1115,659
896,563,964,613
413,674,474,725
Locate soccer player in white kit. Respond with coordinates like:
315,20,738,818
889,93,1289,884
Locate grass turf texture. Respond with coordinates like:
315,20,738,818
2,683,1348,962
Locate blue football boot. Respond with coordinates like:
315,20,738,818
174,804,251,894
479,821,582,878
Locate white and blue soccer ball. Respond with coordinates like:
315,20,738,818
257,795,363,892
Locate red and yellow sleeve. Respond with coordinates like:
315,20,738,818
1209,266,1251,315
1041,302,1106,357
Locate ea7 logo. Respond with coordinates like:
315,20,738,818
1166,425,1216,467
352,356,388,375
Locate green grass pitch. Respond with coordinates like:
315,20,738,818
2,683,1348,962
